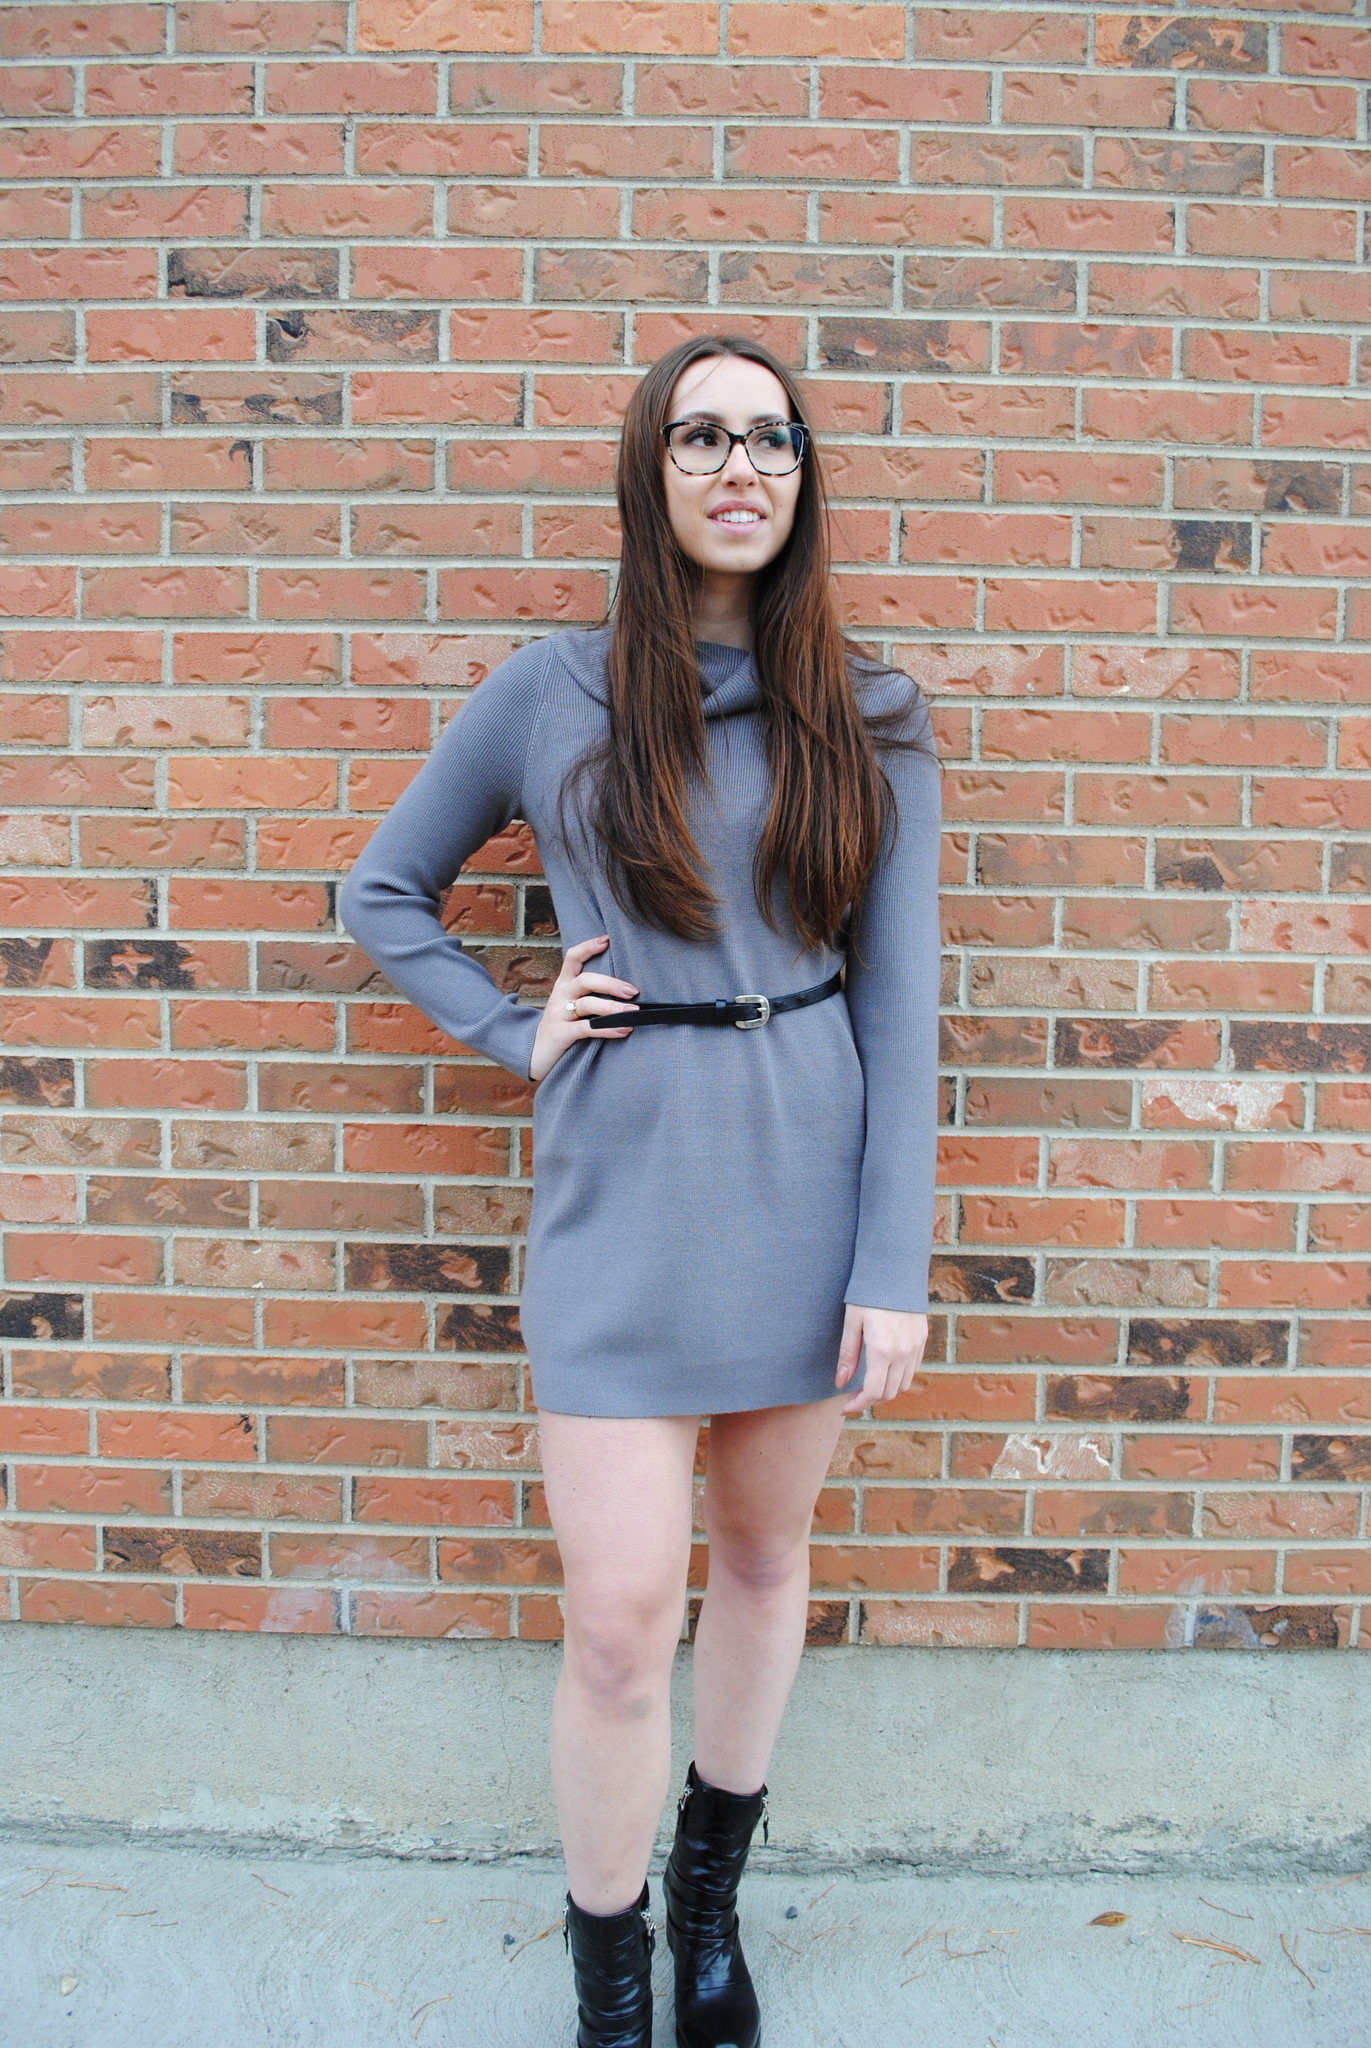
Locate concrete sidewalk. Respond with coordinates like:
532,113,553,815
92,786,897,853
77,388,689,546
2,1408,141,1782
3,1838,1366,2048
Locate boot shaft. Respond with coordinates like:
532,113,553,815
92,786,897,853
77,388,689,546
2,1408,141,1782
669,1763,767,1908
564,1883,656,2048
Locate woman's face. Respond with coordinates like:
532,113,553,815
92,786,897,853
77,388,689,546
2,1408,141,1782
661,354,804,581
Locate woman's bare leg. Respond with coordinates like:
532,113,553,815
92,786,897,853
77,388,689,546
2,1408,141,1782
691,1395,847,1795
539,1409,701,1914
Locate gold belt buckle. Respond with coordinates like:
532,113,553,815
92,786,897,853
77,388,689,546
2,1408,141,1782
733,994,770,1029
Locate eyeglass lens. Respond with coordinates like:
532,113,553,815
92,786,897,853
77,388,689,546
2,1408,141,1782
667,423,804,475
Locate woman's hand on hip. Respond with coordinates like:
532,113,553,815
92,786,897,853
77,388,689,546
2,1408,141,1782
529,934,638,1084
835,1305,928,1418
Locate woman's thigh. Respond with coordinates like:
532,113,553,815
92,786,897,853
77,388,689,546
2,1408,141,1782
539,1409,701,1622
703,1396,847,1566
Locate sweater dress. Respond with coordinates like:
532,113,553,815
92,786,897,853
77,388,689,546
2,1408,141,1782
337,626,941,1418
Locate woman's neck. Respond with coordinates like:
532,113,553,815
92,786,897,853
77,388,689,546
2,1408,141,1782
693,570,752,651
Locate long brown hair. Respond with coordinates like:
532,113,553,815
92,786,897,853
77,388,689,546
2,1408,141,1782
571,334,919,950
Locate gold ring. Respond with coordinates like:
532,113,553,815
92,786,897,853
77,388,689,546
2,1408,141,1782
565,998,579,1017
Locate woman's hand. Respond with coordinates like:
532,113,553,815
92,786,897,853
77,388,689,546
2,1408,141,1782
835,1305,928,1418
529,934,638,1084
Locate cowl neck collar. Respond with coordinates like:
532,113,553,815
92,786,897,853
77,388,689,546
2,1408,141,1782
551,626,761,719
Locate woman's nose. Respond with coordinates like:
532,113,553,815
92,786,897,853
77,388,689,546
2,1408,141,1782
721,440,757,483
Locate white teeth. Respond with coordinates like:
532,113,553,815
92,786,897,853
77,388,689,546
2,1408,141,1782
712,510,761,524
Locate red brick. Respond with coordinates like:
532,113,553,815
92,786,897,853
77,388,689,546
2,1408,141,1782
0,189,72,241
264,182,434,239
1005,198,1173,254
1189,81,1356,139
13,1462,171,1515
1011,1601,1165,1649
984,579,1157,635
635,61,801,116
1183,329,1348,386
727,5,901,59
916,11,1086,64
1188,203,1356,263
901,512,1070,570
264,61,438,115
98,1409,258,1461
351,1589,508,1636
1086,386,1253,447
819,64,986,123
901,382,1074,442
83,185,248,239
1088,262,1259,322
20,1578,175,1626
174,5,347,53
183,1583,339,1631
726,124,899,183
1003,72,1173,129
0,1404,87,1455
86,61,255,115
0,246,158,300
1275,145,1371,203
351,370,519,426
541,2,717,56
1263,395,1371,453
270,1531,430,1579
633,186,809,244
174,120,345,175
356,0,531,52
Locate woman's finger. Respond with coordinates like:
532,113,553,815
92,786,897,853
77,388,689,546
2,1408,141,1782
568,971,638,998
568,995,638,1017
834,1305,864,1388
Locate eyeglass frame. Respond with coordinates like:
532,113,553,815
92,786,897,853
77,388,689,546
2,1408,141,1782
661,418,810,478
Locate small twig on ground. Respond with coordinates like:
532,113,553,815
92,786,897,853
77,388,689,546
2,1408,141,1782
352,1981,395,2002
64,1880,127,1892
1197,1895,1253,1920
901,1924,944,1957
507,1917,562,1961
806,1882,836,1911
411,1993,453,2038
1171,1932,1261,1964
768,1932,802,1956
1307,1924,1371,1941
1310,1872,1371,1890
1280,1932,1316,1991
1176,1991,1222,2010
250,1873,291,1898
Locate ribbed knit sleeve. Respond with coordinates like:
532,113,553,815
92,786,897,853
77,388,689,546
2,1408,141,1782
337,641,551,1080
842,679,942,1314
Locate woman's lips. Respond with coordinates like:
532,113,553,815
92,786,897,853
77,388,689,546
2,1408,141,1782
708,507,764,525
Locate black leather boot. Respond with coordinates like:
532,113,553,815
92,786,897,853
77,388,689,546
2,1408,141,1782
663,1762,766,2048
564,1881,656,2048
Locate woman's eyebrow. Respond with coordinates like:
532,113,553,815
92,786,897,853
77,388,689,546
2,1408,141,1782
676,410,790,425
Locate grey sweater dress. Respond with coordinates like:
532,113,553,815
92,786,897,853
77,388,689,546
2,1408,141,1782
338,627,941,1418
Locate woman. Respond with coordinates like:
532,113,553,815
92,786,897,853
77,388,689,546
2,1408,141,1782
339,335,940,2048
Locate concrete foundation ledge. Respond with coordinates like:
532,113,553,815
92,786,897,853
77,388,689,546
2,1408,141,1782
1,1625,1365,1878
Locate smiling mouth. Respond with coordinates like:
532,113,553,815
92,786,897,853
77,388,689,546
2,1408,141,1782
709,509,764,526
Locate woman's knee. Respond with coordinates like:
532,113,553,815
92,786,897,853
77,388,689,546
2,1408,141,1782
563,1587,681,1713
704,1519,809,1597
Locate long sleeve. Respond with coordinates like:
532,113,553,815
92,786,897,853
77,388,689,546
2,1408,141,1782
337,641,551,1079
842,680,942,1313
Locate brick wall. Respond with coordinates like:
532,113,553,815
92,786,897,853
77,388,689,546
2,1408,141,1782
1,0,1368,1654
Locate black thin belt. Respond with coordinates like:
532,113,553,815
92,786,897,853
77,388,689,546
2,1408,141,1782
586,969,843,1033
